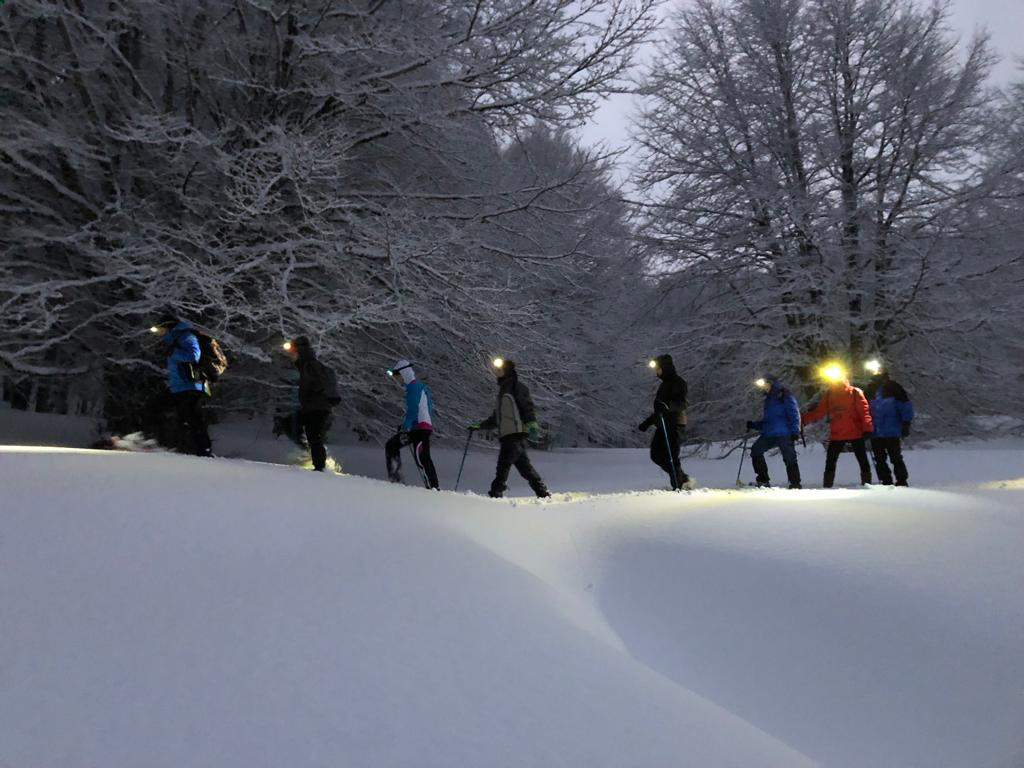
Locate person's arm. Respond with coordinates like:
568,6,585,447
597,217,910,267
402,384,421,431
857,389,873,435
514,381,538,425
801,394,827,426
785,392,801,436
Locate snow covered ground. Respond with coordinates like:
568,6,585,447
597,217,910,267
2,411,1024,766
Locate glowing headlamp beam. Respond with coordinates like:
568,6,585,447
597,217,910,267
492,357,505,369
149,326,160,334
820,363,846,383
755,378,768,389
648,359,657,369
282,341,293,352
864,359,882,375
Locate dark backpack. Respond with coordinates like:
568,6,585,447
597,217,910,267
194,331,228,382
322,362,341,406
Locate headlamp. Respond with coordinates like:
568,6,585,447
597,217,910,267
492,357,505,370
149,326,160,334
755,378,768,389
820,363,846,383
282,341,293,352
864,359,882,375
648,359,657,370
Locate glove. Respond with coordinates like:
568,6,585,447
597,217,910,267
745,421,755,431
790,434,800,443
901,423,910,438
638,418,652,432
526,421,541,441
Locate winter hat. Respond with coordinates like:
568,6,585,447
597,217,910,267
654,354,676,376
293,336,313,355
392,359,416,385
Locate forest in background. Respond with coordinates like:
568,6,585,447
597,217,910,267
2,0,1021,444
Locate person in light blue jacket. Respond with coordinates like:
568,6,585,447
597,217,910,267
384,360,439,489
745,376,802,488
154,316,211,456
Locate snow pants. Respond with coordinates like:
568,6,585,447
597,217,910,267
871,437,909,486
490,435,549,498
386,430,439,489
650,422,688,490
823,438,872,487
750,435,801,488
301,409,331,471
172,391,211,457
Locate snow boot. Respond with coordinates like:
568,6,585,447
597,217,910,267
786,462,802,490
752,455,771,487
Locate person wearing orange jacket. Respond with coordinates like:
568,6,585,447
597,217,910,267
801,373,874,487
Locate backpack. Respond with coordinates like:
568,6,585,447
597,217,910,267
194,331,228,382
322,362,341,407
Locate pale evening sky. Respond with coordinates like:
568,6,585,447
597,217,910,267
578,0,1024,173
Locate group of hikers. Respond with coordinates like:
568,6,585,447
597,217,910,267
150,316,915,495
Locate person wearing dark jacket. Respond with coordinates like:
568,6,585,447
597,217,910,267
865,367,914,486
639,354,693,490
470,359,550,499
285,336,340,471
746,376,802,488
154,316,212,456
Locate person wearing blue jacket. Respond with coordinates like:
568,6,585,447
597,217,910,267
865,368,914,486
155,316,211,456
745,376,802,488
385,360,439,489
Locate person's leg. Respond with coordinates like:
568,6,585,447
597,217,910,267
191,393,211,456
303,410,329,471
385,433,404,482
823,441,843,487
852,438,872,484
489,437,519,497
513,440,550,497
669,425,689,486
411,430,440,490
777,436,801,489
749,435,774,486
890,438,909,486
872,437,893,484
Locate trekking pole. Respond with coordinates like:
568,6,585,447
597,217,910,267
735,435,749,488
454,428,474,492
658,413,680,491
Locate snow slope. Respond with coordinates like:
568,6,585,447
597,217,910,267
2,424,1024,766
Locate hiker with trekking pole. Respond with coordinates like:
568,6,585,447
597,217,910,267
743,375,803,489
384,360,440,489
639,354,694,491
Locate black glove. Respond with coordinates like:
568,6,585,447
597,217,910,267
791,434,800,443
901,423,910,437
638,418,652,431
745,421,755,431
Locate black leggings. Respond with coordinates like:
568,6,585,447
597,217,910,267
385,430,439,489
824,439,872,487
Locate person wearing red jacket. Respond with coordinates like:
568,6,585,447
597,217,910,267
801,376,874,487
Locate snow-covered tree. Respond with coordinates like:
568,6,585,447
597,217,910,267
1,0,656,443
632,0,1019,437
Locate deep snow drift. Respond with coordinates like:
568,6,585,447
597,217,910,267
2,414,1024,766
